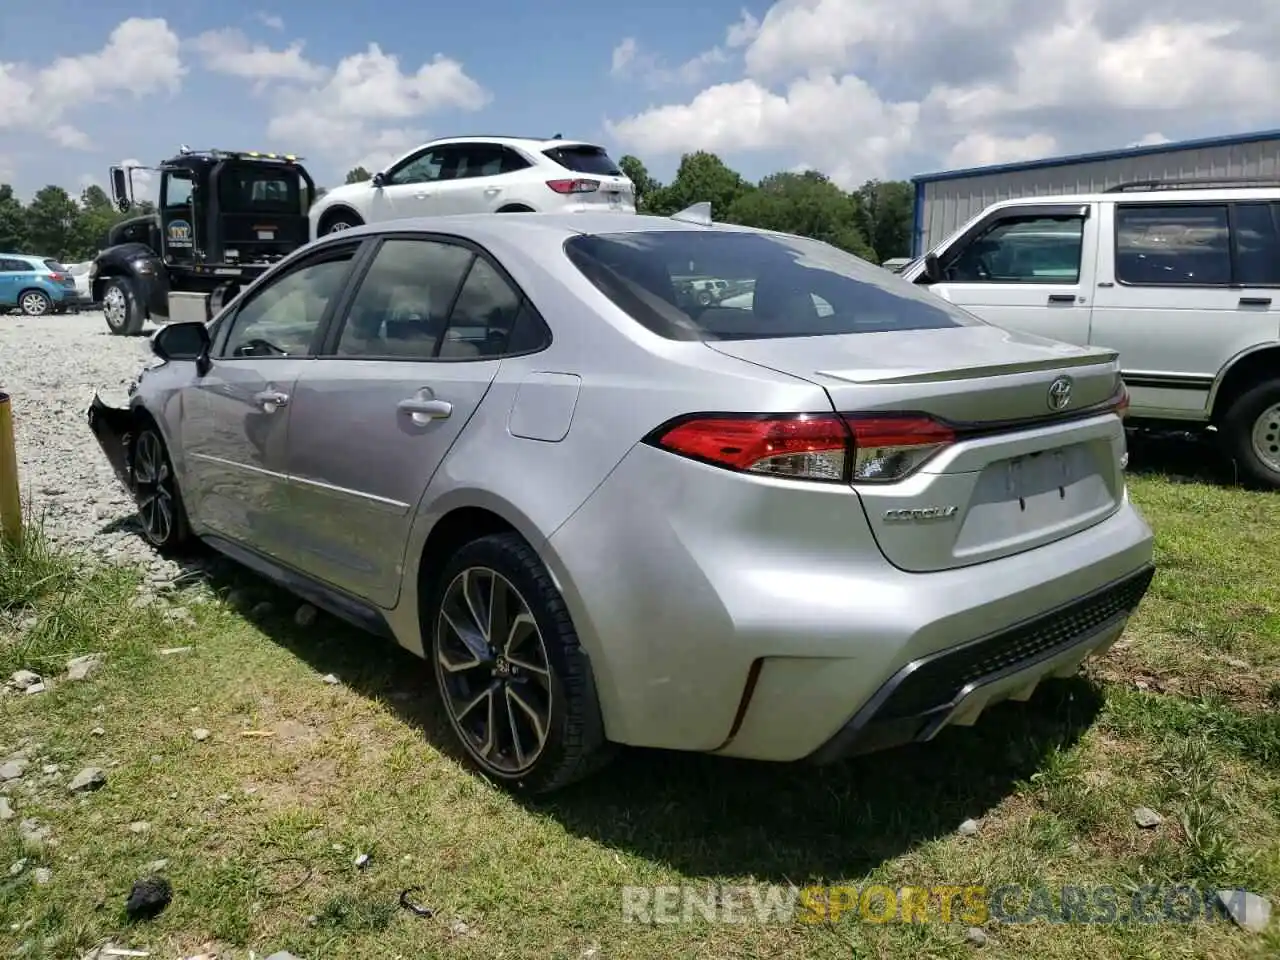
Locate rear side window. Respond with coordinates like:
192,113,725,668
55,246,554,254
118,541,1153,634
1115,205,1232,285
543,145,622,176
564,230,979,342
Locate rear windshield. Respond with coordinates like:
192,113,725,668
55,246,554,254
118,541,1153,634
217,163,304,214
42,259,65,273
563,230,980,341
543,145,622,177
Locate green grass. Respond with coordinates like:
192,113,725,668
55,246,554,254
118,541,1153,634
2,447,1279,959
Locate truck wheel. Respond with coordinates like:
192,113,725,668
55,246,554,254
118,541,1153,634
319,209,363,235
19,290,51,316
102,277,145,336
1220,379,1280,490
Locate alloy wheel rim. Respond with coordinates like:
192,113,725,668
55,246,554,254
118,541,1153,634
103,286,126,327
1251,402,1280,473
21,293,48,316
134,431,174,544
327,221,352,233
435,567,553,775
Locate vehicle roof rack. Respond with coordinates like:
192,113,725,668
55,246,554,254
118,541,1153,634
174,146,305,162
670,202,713,226
1104,177,1280,193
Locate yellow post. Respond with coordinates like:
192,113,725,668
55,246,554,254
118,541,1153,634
0,391,22,547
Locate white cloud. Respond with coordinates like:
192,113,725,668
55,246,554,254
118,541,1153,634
0,18,184,147
117,158,155,202
265,44,488,169
609,12,759,88
255,11,285,30
1130,132,1172,147
190,29,326,85
608,0,1280,187
946,132,1058,169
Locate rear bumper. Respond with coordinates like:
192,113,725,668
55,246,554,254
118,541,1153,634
806,563,1154,763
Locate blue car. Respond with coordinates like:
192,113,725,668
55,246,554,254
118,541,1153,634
0,253,79,316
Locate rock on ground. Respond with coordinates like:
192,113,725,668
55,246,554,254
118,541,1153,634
0,312,182,577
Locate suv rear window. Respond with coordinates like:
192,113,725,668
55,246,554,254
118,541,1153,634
42,259,65,273
543,145,622,176
563,230,977,341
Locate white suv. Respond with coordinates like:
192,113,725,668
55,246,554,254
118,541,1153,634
310,136,635,238
902,180,1280,488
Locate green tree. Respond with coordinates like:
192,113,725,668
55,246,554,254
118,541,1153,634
855,179,914,261
727,170,876,259
345,167,372,184
24,186,81,259
72,185,120,260
645,151,753,217
618,155,660,211
0,185,27,252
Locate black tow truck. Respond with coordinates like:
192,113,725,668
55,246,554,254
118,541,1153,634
91,146,317,335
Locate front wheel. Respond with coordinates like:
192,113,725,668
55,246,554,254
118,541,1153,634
1220,379,1280,489
429,533,612,794
102,277,145,335
131,426,192,551
19,290,51,316
320,210,363,235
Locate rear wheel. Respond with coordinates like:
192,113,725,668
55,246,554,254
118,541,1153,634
320,209,363,235
131,426,191,551
102,277,145,336
19,290,51,316
1220,379,1280,489
429,533,612,794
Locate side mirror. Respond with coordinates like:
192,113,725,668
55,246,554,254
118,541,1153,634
110,167,132,212
371,171,386,188
921,252,943,284
152,321,211,365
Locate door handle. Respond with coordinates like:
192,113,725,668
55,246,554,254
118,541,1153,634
1239,296,1272,307
1047,294,1076,304
414,192,432,199
398,397,452,423
484,188,500,196
252,390,289,410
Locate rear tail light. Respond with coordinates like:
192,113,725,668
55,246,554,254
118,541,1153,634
48,272,66,282
546,178,600,195
647,413,954,483
1110,381,1130,420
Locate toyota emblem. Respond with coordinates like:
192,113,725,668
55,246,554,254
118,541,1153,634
1047,376,1073,411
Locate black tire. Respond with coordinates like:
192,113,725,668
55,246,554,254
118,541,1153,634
697,289,713,306
102,277,145,336
130,425,192,552
497,205,535,213
1219,379,1280,490
18,289,51,316
319,209,363,235
428,532,612,794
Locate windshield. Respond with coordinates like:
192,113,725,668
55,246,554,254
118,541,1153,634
563,230,981,341
217,163,304,214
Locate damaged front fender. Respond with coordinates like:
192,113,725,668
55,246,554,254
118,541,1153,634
87,394,136,494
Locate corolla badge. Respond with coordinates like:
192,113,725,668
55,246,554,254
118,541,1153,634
1047,376,1073,411
883,506,959,522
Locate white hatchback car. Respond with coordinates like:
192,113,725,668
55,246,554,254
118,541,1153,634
310,137,636,239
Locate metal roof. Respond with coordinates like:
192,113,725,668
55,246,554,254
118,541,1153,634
910,128,1280,184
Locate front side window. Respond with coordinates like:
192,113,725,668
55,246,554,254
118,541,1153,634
1115,204,1231,285
222,249,356,358
163,173,193,209
387,148,449,186
335,238,474,359
1232,202,1280,286
944,216,1085,284
564,229,977,342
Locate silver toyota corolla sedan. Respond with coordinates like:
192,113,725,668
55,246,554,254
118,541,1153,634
88,211,1155,793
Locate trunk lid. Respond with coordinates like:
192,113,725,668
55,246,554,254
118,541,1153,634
705,326,1127,572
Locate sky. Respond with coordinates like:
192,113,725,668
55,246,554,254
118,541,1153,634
2,0,1280,201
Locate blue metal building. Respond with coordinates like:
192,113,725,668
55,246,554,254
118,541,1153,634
910,129,1280,256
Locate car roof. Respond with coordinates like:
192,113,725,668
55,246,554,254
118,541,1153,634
0,253,44,263
988,186,1280,208
312,212,792,249
424,136,606,151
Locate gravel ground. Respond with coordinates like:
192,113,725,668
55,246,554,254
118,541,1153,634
0,310,181,579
